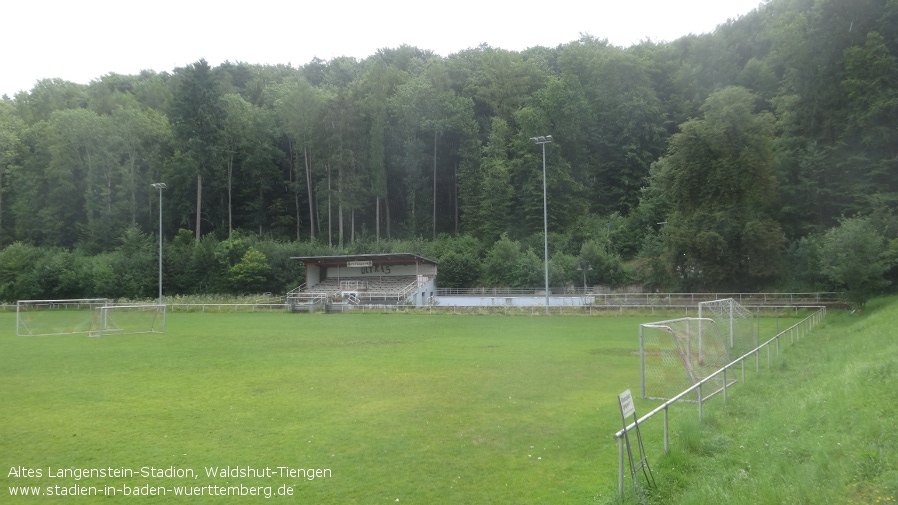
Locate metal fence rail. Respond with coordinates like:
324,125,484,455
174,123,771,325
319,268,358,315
611,306,826,497
435,290,839,304
167,303,288,313
1,292,838,313
1,302,828,316
328,304,699,315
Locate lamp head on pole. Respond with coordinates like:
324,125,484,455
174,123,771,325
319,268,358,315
151,182,167,190
530,135,553,145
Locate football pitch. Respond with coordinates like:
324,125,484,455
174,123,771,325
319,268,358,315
0,311,798,503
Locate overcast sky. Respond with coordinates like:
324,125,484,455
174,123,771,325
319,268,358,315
1,0,766,98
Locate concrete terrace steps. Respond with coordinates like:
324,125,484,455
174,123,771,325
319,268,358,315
287,276,423,309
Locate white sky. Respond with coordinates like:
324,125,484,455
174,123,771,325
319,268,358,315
1,0,766,98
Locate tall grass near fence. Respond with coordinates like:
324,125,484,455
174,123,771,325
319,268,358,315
607,297,898,504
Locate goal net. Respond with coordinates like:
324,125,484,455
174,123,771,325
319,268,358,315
639,317,733,401
698,298,756,359
89,304,166,337
16,299,110,336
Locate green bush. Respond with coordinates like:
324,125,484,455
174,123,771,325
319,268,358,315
228,247,270,294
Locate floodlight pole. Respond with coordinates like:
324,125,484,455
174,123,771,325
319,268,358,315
530,135,553,314
151,183,167,305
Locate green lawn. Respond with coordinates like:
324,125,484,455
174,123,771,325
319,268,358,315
1,309,804,504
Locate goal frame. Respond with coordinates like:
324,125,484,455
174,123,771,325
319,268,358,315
698,298,756,358
89,304,167,338
16,298,111,336
639,316,732,401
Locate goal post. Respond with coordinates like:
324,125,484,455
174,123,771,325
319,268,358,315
639,317,731,401
16,299,110,336
89,304,166,338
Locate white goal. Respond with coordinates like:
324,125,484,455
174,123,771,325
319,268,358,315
16,299,110,336
698,298,756,359
89,304,166,337
639,317,733,401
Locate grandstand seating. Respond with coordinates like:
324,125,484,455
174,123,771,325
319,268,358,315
288,275,425,311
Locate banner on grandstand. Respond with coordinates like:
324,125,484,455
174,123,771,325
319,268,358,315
346,261,373,267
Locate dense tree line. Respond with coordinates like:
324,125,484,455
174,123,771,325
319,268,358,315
1,0,897,305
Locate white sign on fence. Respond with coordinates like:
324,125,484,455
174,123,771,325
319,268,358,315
619,389,635,418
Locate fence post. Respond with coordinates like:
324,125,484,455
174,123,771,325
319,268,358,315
640,326,646,398
664,406,670,454
618,437,624,497
723,367,728,402
697,383,703,421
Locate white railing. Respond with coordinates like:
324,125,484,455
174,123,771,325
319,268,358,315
1,300,829,315
340,283,420,305
437,287,558,296
611,306,826,497
286,284,306,296
397,278,424,303
289,292,329,306
340,280,368,291
168,303,287,313
435,290,840,304
255,292,286,304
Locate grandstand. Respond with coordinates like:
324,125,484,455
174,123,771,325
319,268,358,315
288,253,438,312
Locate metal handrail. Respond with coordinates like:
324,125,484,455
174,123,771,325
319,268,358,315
286,283,306,296
435,289,839,303
286,292,328,307
397,277,426,302
168,303,287,312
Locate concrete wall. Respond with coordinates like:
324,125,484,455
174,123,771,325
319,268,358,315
436,296,596,307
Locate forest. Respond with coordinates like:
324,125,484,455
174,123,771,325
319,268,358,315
1,0,897,305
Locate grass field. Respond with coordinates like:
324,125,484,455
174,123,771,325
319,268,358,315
1,309,803,504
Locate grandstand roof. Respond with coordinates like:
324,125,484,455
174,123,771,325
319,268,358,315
291,253,438,267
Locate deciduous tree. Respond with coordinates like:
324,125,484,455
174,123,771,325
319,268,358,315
652,86,783,290
819,216,890,309
0,102,24,247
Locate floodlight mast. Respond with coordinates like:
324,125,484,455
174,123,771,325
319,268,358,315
530,135,553,314
151,183,166,305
